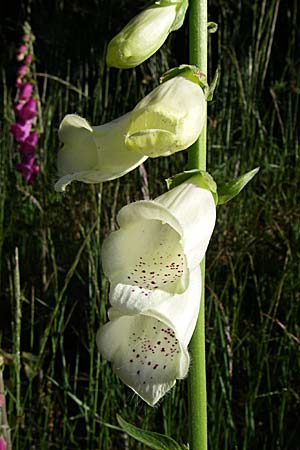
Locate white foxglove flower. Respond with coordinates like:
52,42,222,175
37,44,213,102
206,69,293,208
54,113,147,192
125,76,206,157
55,76,206,191
97,266,201,406
106,1,188,69
102,177,216,314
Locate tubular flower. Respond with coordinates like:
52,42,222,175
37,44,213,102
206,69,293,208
106,1,188,69
101,176,216,314
125,76,206,157
97,265,202,406
55,75,206,191
54,113,147,192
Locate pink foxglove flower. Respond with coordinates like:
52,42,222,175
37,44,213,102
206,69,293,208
20,132,38,153
16,98,36,121
25,54,33,64
11,22,40,184
15,77,23,88
18,44,26,54
18,65,27,76
10,120,32,143
18,82,33,101
16,153,39,183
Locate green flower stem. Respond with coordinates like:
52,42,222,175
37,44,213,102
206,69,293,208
188,0,208,450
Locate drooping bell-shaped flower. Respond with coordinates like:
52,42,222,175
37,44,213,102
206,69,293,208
102,176,216,314
125,76,206,157
97,265,202,406
106,1,188,69
54,113,147,192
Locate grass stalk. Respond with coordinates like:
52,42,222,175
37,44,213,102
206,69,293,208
13,247,22,448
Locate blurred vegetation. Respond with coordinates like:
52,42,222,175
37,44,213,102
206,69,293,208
0,0,299,449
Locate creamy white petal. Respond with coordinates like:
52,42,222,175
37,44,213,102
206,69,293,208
102,201,190,313
143,265,202,347
97,314,183,406
155,178,216,267
102,179,215,313
55,113,147,192
126,77,206,157
97,266,201,406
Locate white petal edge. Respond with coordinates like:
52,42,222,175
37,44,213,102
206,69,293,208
55,113,147,192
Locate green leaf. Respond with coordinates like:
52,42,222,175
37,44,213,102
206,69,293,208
117,415,182,450
166,170,218,204
217,167,260,205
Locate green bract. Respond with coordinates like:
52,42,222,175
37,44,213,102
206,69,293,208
126,76,206,157
106,1,188,69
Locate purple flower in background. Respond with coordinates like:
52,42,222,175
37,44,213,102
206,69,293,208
18,65,27,76
25,54,33,64
15,98,36,121
17,44,27,61
0,436,6,450
19,132,38,153
15,77,23,88
18,82,33,101
11,21,40,184
16,153,39,183
18,44,26,54
10,120,33,143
